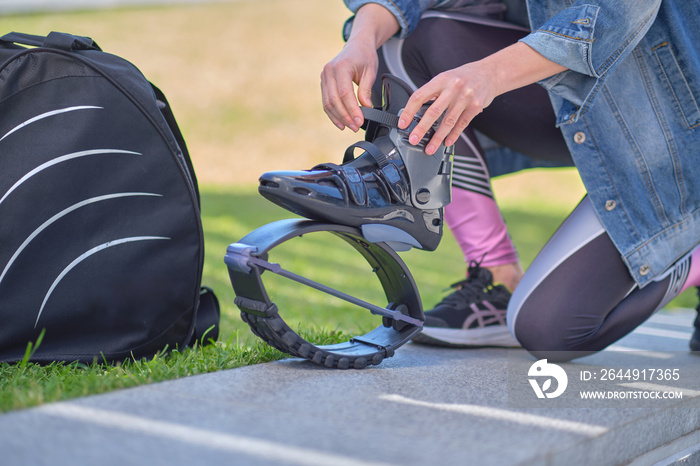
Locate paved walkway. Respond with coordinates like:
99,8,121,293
2,309,699,466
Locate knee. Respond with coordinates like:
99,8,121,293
511,304,593,362
513,317,570,353
514,322,591,362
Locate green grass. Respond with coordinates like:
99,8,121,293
0,327,347,413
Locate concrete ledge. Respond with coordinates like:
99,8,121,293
1,310,698,466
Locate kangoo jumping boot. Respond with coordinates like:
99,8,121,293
259,75,453,252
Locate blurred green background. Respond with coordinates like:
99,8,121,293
1,0,695,346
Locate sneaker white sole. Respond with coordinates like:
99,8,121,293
417,325,521,347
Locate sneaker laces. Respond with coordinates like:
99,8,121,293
437,262,495,309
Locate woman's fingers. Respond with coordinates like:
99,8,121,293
320,43,378,132
321,65,360,131
399,67,494,154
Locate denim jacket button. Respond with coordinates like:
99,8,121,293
639,265,650,276
605,200,617,211
574,131,586,144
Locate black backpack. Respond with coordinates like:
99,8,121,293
0,31,219,363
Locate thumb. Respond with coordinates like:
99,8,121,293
357,72,374,108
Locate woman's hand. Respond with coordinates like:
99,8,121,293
399,62,499,155
320,4,399,133
399,42,568,155
321,40,378,132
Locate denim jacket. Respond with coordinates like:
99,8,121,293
521,1,700,286
344,0,700,286
343,1,524,38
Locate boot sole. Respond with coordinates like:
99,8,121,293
259,182,442,251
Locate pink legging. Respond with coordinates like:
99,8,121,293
444,187,518,267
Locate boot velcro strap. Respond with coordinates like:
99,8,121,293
343,140,389,167
342,140,409,205
311,163,366,206
380,164,408,204
341,165,366,206
362,106,436,142
311,162,341,171
361,107,400,129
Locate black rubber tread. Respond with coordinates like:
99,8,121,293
242,311,388,369
227,219,424,369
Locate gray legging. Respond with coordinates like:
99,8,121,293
508,197,687,361
376,12,688,360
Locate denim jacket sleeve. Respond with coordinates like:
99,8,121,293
520,0,661,124
343,0,424,39
343,1,505,39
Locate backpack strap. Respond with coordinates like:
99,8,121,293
44,32,100,52
0,31,102,52
150,83,201,208
0,32,101,52
189,287,220,346
0,32,44,47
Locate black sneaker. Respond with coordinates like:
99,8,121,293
412,264,520,347
691,287,700,351
258,74,453,252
